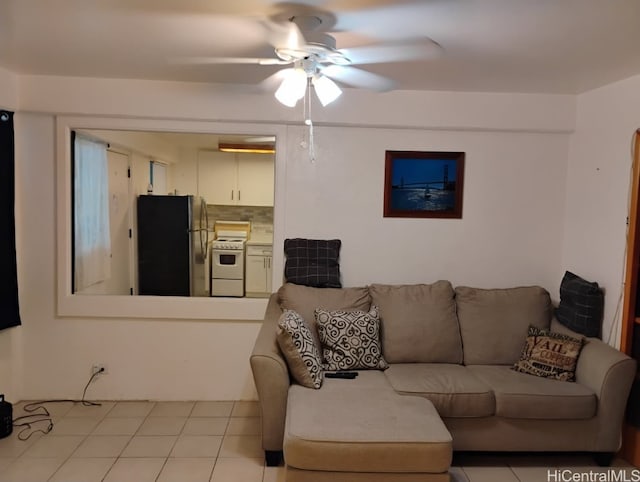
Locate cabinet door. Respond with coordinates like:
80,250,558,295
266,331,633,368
198,151,237,205
237,154,274,206
245,255,267,293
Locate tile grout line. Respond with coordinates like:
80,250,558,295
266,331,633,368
41,400,116,481
1,401,264,482
49,400,154,482
201,402,232,481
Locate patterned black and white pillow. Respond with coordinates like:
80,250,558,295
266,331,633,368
276,310,323,389
315,306,389,371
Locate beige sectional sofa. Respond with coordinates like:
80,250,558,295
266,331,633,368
250,282,636,481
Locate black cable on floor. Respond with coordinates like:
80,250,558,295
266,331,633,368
12,369,104,440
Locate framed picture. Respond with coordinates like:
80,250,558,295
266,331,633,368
384,150,465,218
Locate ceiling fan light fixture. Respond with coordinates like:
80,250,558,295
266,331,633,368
275,68,307,107
312,74,342,106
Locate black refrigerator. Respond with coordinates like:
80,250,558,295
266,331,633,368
137,195,209,296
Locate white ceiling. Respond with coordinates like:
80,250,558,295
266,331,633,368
1,0,639,95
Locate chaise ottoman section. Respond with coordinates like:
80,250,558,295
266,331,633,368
284,372,452,481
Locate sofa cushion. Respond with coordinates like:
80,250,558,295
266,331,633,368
370,282,463,363
455,286,552,365
385,364,495,418
512,325,584,382
468,365,596,419
276,310,324,389
316,306,388,371
278,283,371,338
285,373,452,473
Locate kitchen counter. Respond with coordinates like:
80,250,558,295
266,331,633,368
247,233,273,246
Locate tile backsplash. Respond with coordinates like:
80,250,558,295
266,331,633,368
207,204,273,229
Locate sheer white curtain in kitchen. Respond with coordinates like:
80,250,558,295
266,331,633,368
74,135,111,291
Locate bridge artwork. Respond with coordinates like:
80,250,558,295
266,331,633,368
384,150,465,219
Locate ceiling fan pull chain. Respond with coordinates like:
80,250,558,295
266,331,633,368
306,78,315,163
299,77,315,163
308,119,316,163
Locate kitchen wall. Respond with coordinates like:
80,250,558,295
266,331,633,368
563,73,640,347
208,205,274,226
170,146,198,197
8,74,580,402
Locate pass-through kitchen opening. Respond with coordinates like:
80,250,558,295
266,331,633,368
71,129,275,299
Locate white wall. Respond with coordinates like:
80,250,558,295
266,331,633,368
18,75,576,132
0,66,18,110
563,74,640,346
283,125,569,293
11,75,575,401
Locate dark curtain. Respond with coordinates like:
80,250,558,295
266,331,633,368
0,110,21,330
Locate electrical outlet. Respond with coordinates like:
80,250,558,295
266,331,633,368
92,364,107,376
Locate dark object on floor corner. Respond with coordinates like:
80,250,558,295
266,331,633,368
555,271,603,338
633,324,640,360
592,452,615,467
0,394,13,439
265,450,283,467
626,377,640,428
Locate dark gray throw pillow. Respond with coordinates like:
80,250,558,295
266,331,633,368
555,271,603,338
284,238,341,288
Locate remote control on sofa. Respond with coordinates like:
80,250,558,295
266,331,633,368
325,372,358,379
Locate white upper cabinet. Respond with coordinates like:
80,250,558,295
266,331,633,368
198,151,236,205
198,151,274,206
237,155,275,206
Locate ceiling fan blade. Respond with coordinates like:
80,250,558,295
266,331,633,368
262,19,306,49
169,56,290,66
321,65,395,92
341,38,443,65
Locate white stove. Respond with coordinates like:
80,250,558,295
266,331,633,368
212,236,247,250
210,224,250,297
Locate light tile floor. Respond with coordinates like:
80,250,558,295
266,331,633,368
0,400,636,481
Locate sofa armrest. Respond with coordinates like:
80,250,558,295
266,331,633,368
250,294,290,453
574,336,636,451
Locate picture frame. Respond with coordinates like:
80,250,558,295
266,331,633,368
384,150,465,218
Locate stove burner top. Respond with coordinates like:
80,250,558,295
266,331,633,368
212,238,246,250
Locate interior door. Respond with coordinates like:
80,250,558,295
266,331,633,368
621,129,640,465
76,149,132,295
106,150,132,295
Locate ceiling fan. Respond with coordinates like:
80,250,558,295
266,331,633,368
175,11,442,108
